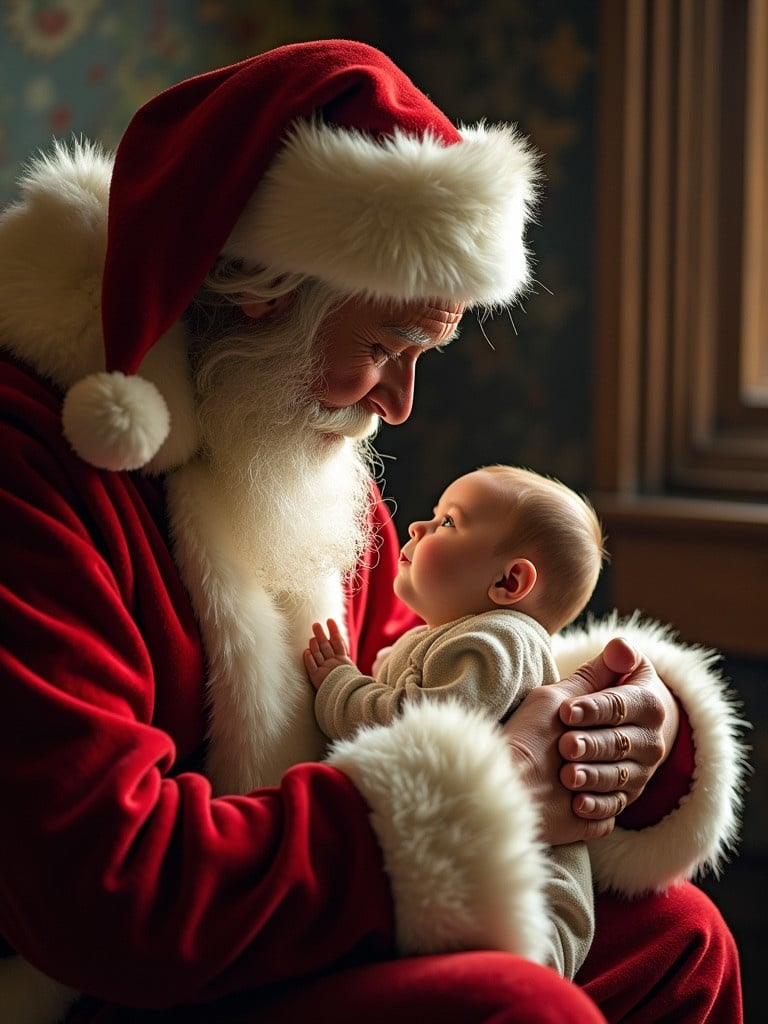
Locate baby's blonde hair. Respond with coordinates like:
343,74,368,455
480,465,607,634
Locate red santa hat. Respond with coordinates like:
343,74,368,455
62,39,539,472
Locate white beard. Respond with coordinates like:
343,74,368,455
166,295,382,794
192,302,379,597
204,430,377,598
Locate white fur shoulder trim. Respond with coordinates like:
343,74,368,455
0,140,200,472
328,699,551,960
0,140,111,388
553,612,750,896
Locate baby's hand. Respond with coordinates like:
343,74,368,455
304,618,356,689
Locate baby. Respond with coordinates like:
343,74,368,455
304,464,607,979
305,464,606,735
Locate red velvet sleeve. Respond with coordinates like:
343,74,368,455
0,362,395,1006
344,489,422,675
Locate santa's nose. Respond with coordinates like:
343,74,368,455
367,361,416,424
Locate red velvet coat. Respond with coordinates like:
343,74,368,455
0,357,403,999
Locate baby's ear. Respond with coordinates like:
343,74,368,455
488,558,537,607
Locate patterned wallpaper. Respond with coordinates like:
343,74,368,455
0,0,598,543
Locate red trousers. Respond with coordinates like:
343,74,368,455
256,883,741,1024
85,882,741,1023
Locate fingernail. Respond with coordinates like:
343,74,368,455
573,770,586,788
580,797,595,813
568,705,584,725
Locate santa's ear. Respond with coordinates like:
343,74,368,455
488,558,537,607
238,291,295,319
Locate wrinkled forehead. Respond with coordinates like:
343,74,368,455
377,298,466,347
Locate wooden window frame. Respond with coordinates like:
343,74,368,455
592,0,768,658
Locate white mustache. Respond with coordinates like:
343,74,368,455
307,403,380,440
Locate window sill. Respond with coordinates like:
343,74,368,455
592,493,768,658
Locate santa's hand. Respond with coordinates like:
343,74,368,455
556,637,678,820
502,638,677,845
304,618,356,689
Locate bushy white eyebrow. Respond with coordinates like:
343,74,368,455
380,322,461,348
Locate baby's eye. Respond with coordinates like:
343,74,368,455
440,515,455,528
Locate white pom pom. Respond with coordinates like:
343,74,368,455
62,372,171,471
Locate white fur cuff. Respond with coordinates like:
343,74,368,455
327,700,551,962
552,613,750,895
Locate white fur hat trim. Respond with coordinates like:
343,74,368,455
226,120,539,307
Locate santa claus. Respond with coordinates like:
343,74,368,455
0,40,747,1024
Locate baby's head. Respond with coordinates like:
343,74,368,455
395,465,606,632
479,465,606,633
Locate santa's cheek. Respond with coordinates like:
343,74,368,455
320,370,377,408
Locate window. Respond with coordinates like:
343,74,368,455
592,0,768,657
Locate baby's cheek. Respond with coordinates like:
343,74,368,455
417,546,456,588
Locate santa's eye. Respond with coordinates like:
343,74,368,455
370,343,402,367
